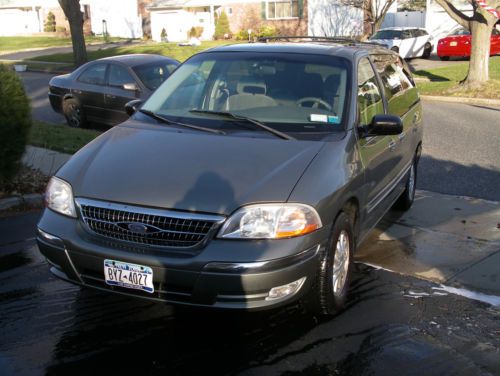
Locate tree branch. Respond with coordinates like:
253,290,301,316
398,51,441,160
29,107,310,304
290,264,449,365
434,0,472,29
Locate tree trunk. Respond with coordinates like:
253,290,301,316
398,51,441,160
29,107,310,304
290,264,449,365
58,0,87,67
462,9,497,88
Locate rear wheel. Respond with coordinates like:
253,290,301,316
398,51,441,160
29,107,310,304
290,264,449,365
439,56,450,61
305,212,354,316
63,98,86,128
391,46,400,54
422,43,432,59
394,156,417,211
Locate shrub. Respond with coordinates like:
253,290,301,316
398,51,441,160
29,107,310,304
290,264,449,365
188,26,204,38
0,64,32,183
160,27,168,41
234,29,251,41
44,11,56,32
258,25,280,38
214,11,230,39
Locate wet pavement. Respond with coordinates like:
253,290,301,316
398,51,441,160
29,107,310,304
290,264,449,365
1,211,499,375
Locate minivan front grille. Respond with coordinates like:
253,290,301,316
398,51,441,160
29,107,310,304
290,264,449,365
76,198,225,248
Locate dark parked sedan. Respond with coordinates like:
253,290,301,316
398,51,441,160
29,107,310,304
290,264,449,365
48,54,179,127
38,38,423,315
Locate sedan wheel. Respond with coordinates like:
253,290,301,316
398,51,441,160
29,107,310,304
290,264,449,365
63,99,85,128
394,157,417,211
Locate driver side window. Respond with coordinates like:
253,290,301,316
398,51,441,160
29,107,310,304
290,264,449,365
357,58,384,126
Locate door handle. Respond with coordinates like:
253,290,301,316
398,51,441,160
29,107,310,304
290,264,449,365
388,140,397,151
398,131,406,141
413,113,419,124
72,89,82,94
106,94,116,99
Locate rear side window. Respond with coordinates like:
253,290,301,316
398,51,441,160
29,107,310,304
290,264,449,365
108,64,135,88
357,57,384,126
372,54,419,117
78,64,107,85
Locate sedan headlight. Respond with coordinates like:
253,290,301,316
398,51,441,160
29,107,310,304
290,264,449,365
45,176,76,218
218,204,322,239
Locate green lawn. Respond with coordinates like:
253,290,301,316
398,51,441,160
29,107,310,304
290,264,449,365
0,35,124,54
29,121,102,154
28,40,236,63
414,56,500,98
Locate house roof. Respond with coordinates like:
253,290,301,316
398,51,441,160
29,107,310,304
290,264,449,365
148,0,188,9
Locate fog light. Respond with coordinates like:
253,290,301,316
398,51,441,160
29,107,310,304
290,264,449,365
266,277,306,301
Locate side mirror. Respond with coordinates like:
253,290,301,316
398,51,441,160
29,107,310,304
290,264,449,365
123,82,139,91
125,99,142,117
363,115,403,136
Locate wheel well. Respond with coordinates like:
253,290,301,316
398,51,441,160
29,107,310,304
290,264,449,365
415,142,422,161
341,198,359,245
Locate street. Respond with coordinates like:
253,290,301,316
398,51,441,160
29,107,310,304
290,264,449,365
0,211,499,375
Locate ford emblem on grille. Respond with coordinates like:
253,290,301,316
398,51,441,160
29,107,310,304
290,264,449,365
117,222,162,235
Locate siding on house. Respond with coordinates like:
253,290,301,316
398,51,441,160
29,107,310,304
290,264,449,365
225,0,307,36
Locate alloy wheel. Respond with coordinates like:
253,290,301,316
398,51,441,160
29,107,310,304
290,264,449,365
332,230,350,296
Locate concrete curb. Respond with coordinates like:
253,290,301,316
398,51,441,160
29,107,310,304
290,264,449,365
0,193,43,211
421,95,500,107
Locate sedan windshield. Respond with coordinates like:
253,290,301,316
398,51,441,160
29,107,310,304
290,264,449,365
371,30,404,40
133,62,178,90
141,52,350,135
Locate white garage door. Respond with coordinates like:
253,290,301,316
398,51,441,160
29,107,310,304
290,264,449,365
151,11,193,42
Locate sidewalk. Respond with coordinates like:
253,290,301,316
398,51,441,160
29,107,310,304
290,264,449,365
356,190,500,299
0,40,136,61
22,145,71,176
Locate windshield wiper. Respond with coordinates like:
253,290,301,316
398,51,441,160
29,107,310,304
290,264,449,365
189,110,295,140
139,109,226,135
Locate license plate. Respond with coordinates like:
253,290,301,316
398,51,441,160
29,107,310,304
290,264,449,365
450,41,458,46
104,259,154,293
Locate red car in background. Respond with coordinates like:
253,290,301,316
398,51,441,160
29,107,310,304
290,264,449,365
437,28,500,60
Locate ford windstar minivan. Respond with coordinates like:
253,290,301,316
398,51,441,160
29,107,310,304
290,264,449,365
37,37,423,315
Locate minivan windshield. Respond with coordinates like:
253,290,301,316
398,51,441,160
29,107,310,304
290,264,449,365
141,52,350,135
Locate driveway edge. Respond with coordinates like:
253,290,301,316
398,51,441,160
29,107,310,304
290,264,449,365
421,95,500,106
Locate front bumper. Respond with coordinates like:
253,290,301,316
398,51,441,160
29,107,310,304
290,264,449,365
37,209,329,310
48,92,63,113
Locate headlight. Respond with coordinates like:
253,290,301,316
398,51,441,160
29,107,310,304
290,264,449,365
218,204,322,239
45,176,76,218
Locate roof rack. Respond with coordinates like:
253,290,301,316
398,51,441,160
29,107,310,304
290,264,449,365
257,36,386,48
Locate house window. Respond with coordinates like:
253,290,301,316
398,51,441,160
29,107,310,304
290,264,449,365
226,7,232,15
267,0,299,19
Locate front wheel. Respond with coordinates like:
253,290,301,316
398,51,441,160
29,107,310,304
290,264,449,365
305,212,354,316
394,157,417,211
63,98,86,128
422,43,432,59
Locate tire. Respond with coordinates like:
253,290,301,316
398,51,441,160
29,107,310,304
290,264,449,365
422,43,432,59
391,46,399,54
305,212,354,316
439,56,450,61
63,98,86,128
394,157,417,211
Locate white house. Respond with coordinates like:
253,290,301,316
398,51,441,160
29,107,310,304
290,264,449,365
0,0,143,38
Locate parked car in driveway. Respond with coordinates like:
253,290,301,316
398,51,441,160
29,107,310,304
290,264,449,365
37,37,423,315
437,28,500,60
48,54,179,127
370,27,433,59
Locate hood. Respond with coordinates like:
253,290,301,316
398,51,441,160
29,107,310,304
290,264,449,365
370,39,399,48
57,122,330,215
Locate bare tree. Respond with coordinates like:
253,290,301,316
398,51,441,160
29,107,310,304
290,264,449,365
58,0,87,66
363,0,397,37
435,0,500,87
340,0,397,38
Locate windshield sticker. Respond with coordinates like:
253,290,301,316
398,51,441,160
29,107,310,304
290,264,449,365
328,115,340,124
309,114,328,123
